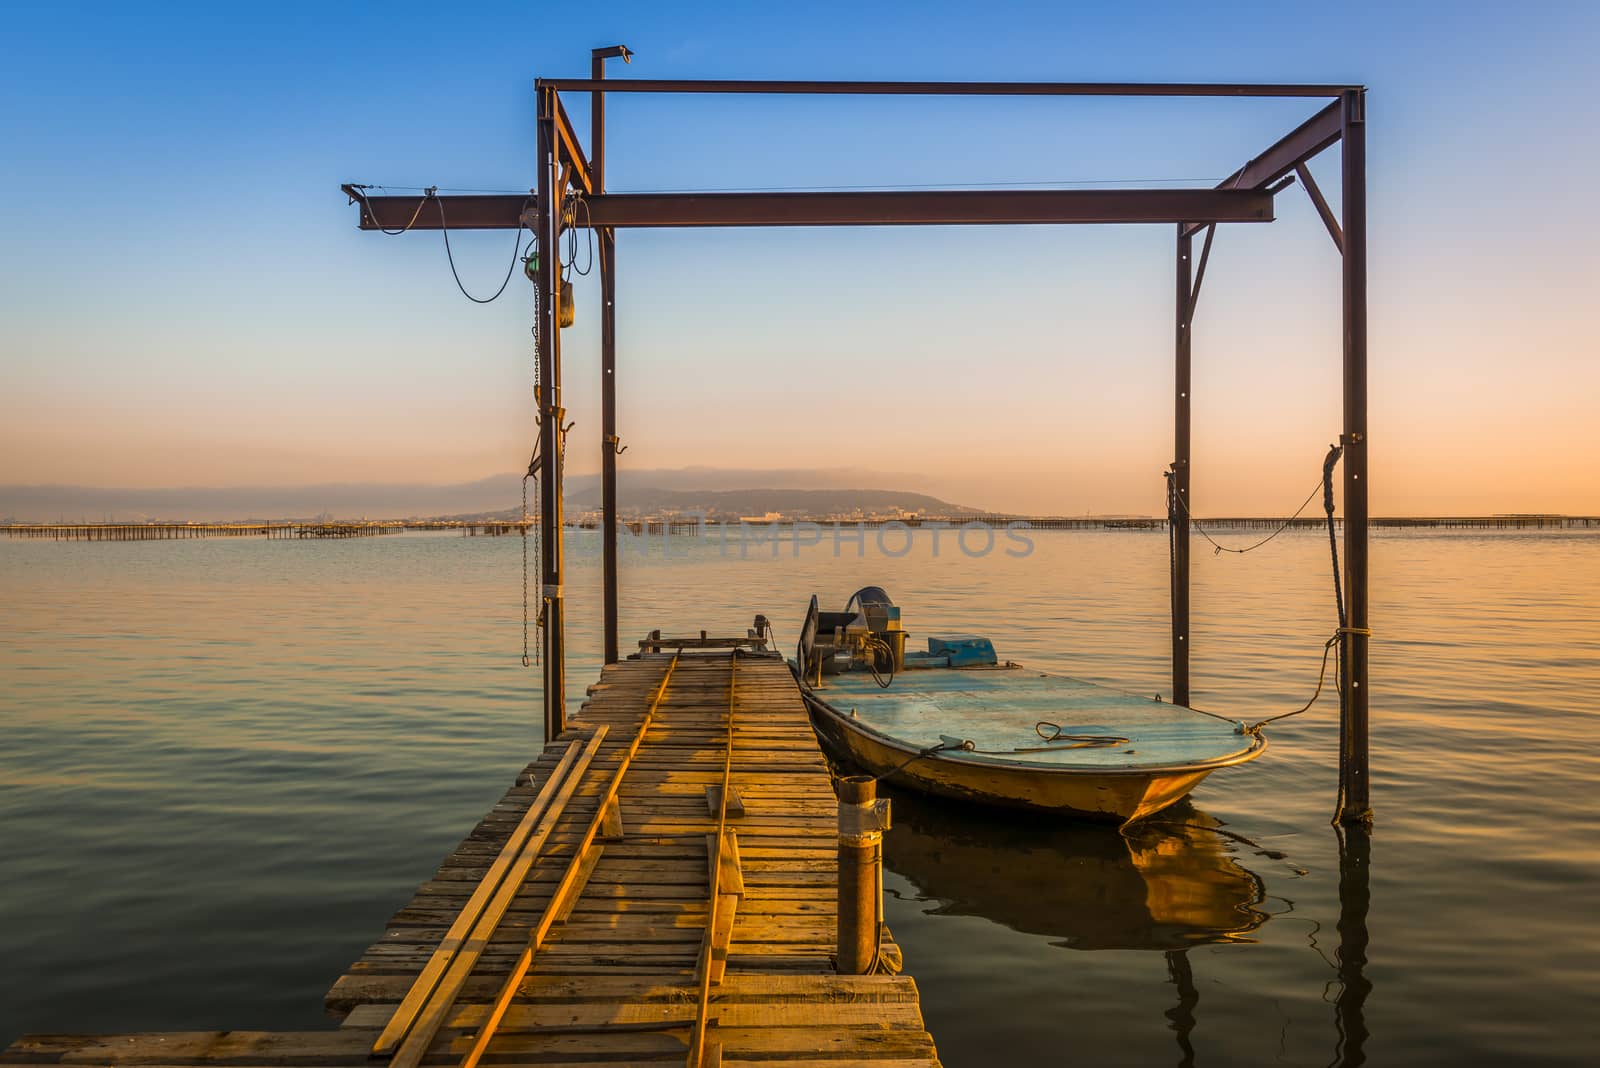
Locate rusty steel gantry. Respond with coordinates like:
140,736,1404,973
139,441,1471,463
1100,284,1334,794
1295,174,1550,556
341,56,1373,824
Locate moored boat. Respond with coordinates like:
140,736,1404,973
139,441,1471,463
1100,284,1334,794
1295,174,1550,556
796,587,1267,825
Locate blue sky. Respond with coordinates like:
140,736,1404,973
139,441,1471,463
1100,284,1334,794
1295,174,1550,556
2,1,1597,513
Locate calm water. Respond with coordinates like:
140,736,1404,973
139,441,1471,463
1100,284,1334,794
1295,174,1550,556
3,528,1598,1065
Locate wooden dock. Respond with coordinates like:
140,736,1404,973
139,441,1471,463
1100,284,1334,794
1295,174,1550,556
1,650,940,1068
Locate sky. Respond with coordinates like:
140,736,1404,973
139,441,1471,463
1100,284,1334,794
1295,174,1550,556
2,1,1597,516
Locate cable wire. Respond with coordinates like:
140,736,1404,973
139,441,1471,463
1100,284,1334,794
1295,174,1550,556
436,194,531,303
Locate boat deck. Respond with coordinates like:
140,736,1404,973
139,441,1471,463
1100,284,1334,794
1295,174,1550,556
817,665,1259,770
2,653,940,1067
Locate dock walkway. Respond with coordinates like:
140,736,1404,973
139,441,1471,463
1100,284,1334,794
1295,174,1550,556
2,652,940,1067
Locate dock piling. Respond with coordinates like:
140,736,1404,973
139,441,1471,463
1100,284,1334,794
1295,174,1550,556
836,774,891,975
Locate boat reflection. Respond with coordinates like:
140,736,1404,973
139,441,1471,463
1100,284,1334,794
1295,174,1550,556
882,788,1269,951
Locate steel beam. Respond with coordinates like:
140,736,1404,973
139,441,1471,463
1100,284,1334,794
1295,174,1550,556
347,188,1275,231
593,49,621,667
553,94,593,196
535,87,567,742
1172,226,1193,707
344,190,528,230
1337,89,1371,824
1183,99,1343,236
586,189,1275,227
1295,162,1344,254
538,78,1356,98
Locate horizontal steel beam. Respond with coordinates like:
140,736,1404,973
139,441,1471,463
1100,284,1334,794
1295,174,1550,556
1183,100,1343,236
538,78,1358,98
342,188,531,231
346,188,1275,230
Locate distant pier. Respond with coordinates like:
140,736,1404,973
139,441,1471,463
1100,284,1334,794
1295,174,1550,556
2,522,393,541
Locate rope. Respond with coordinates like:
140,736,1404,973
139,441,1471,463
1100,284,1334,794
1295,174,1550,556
1167,468,1326,555
1030,721,1130,749
861,738,975,784
1242,445,1371,734
864,638,895,689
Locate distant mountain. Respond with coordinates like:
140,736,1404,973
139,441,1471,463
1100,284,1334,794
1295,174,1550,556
0,468,977,523
565,485,973,518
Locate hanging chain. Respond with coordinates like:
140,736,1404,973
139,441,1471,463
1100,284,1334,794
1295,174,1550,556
520,235,543,668
521,472,534,667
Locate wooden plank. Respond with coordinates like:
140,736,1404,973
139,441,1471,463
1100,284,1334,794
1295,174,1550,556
599,797,626,841
384,727,611,1068
705,892,740,985
368,738,585,1054
460,654,682,1068
705,785,745,817
706,832,746,897
551,844,605,925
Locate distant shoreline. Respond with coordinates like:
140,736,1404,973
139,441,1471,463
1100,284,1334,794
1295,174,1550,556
4,515,1597,541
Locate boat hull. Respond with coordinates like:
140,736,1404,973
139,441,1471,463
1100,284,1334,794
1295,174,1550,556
804,688,1260,825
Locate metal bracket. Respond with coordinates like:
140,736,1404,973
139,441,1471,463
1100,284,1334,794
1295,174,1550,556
605,434,628,455
838,797,891,843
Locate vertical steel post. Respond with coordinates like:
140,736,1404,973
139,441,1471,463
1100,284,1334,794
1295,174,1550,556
1338,89,1371,823
594,51,621,665
536,86,566,740
1172,226,1193,707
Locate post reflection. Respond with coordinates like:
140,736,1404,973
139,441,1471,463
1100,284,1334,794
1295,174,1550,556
1331,822,1372,1068
1164,949,1198,1068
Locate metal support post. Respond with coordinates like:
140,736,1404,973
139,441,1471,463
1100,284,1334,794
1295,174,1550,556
593,49,621,665
1338,88,1371,823
536,87,566,740
1172,225,1193,707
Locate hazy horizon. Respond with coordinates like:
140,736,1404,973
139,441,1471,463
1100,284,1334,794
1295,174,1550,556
3,464,1594,524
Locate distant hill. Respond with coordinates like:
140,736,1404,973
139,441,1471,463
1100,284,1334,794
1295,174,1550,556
0,468,977,523
564,485,974,518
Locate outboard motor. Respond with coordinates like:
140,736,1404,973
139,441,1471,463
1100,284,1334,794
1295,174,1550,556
797,587,907,685
845,586,906,672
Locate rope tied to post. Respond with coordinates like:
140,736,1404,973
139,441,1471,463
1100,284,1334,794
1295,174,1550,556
1237,444,1372,734
849,737,974,787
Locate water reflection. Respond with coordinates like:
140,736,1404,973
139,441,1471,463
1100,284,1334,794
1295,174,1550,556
882,789,1269,951
1332,822,1372,1068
